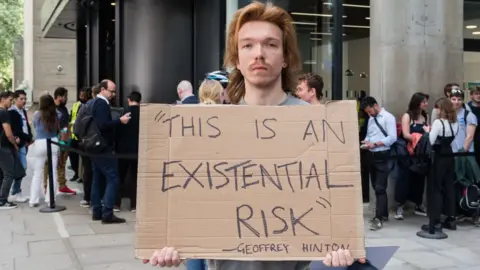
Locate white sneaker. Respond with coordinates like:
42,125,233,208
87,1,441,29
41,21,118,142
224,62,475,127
8,193,29,203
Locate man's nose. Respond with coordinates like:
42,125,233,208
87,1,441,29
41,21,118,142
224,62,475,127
253,44,265,60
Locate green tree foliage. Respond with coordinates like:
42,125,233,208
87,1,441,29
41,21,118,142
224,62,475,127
0,0,23,87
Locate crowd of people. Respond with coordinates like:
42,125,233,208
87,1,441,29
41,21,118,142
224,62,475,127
1,1,479,269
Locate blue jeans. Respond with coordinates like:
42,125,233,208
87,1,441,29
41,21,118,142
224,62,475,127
91,157,119,219
11,146,27,195
187,260,206,270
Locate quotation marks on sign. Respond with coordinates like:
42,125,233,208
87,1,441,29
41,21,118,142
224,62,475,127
315,196,332,209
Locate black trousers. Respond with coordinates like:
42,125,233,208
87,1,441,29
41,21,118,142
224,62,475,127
360,150,370,203
69,140,80,177
81,156,92,202
367,150,391,219
115,158,138,208
427,154,456,222
395,169,425,206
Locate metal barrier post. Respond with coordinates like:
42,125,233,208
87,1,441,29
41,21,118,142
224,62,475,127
417,149,447,239
40,138,67,213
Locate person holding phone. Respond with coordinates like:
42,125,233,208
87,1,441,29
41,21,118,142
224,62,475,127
360,96,397,231
89,79,131,224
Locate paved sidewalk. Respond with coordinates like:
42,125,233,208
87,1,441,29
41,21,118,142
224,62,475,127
2,161,480,269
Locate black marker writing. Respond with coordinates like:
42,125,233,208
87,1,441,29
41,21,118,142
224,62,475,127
315,196,332,208
302,243,350,253
255,118,277,139
324,159,354,188
154,110,166,123
236,204,319,238
161,115,221,138
160,159,354,192
222,243,290,254
302,119,346,144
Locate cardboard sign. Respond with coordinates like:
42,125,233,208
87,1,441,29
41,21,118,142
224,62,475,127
135,101,365,261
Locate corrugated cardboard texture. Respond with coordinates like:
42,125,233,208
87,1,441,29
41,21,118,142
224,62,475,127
135,101,365,261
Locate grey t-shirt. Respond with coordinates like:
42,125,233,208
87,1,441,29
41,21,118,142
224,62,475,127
238,93,309,106
208,92,310,270
452,107,477,152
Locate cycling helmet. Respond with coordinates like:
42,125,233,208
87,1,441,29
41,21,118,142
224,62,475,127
206,70,229,88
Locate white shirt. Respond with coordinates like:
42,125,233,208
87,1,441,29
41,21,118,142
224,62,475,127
97,94,109,105
364,108,397,152
429,119,459,145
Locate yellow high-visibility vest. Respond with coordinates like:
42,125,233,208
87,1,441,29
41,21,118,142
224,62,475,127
70,101,82,140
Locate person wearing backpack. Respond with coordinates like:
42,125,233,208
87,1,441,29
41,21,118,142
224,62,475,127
87,79,131,224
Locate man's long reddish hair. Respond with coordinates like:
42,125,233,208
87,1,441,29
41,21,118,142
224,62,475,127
223,1,302,104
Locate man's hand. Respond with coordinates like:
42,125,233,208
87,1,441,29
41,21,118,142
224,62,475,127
120,112,131,124
323,249,366,267
365,142,376,149
15,137,20,144
142,247,182,267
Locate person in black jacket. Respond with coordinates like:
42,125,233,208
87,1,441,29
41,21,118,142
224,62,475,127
115,90,141,212
90,79,130,224
176,80,199,104
8,90,33,203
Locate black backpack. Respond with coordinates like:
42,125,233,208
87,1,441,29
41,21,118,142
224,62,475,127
73,99,107,153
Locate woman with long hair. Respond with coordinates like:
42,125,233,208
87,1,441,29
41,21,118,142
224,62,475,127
425,97,458,232
394,92,430,220
29,94,61,207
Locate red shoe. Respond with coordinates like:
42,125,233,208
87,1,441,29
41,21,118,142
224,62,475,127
58,186,77,195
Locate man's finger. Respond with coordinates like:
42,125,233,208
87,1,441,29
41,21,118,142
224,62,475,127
150,250,160,266
337,249,347,266
358,258,367,264
332,251,340,267
164,248,174,267
344,249,355,266
324,253,332,266
172,250,181,266
142,259,149,264
158,248,167,267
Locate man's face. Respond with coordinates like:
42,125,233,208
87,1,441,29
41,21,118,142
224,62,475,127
102,81,116,100
15,94,26,108
57,95,68,105
0,97,13,109
236,21,285,89
79,91,87,103
471,91,480,103
364,105,379,117
296,81,315,103
450,96,463,110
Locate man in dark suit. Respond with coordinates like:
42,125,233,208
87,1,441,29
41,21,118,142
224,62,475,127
176,80,199,104
115,90,141,212
90,79,131,224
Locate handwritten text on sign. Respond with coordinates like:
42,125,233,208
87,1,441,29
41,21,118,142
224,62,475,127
135,103,365,260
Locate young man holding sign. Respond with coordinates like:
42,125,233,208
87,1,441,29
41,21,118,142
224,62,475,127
144,2,365,269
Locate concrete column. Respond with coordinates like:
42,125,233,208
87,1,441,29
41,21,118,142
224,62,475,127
368,0,463,213
23,0,34,108
370,0,464,118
